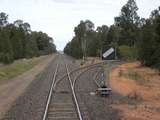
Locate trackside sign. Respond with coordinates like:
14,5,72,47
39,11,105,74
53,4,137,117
103,48,114,58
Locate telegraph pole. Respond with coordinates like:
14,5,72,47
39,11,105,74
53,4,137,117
115,22,120,60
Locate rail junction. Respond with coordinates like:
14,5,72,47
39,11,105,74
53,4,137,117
2,54,117,120
42,55,111,120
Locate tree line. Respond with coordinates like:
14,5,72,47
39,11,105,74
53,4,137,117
64,0,160,69
0,12,56,64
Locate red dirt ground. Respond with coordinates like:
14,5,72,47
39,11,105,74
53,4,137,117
109,62,160,120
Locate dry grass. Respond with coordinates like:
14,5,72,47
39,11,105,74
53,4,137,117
0,56,47,81
109,62,160,120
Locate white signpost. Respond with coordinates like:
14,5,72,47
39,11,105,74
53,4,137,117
103,47,114,58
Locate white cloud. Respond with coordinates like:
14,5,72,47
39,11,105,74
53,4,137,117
0,0,160,50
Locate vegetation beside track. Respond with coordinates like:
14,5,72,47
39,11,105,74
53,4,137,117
119,69,144,82
0,55,50,81
64,0,160,70
110,62,160,120
0,12,56,64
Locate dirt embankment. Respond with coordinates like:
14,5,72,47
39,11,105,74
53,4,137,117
0,55,55,119
109,62,160,120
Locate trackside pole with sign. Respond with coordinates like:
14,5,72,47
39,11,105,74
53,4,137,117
103,48,114,58
102,47,116,60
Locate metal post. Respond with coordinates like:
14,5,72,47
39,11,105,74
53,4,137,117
115,46,117,60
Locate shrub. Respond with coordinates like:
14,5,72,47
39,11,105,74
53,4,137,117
118,45,138,60
0,52,14,64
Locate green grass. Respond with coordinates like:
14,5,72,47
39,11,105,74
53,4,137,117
118,45,138,60
0,57,41,81
120,69,143,81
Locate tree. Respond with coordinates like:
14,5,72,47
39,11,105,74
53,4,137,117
0,12,8,27
31,31,56,55
64,37,83,59
64,20,96,58
0,27,14,63
115,0,140,46
74,20,94,59
96,25,109,56
14,20,31,34
106,25,117,46
7,24,25,59
139,7,160,69
0,12,56,64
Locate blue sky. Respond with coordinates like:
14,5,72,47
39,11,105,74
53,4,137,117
0,0,160,50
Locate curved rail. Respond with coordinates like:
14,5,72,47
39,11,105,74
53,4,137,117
42,63,59,120
42,58,114,120
53,63,103,90
93,67,104,88
73,66,103,88
65,64,83,120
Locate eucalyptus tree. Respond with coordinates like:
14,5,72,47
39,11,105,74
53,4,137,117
114,0,140,46
74,20,94,59
96,25,109,57
139,7,160,69
0,12,8,27
0,12,56,64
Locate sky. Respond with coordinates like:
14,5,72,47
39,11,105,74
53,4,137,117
0,0,160,50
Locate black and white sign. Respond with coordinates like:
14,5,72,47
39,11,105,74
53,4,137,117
103,47,114,58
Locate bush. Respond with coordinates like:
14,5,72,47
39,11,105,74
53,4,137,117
0,52,14,64
118,45,138,60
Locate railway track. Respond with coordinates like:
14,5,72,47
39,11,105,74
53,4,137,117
1,54,118,120
42,57,93,120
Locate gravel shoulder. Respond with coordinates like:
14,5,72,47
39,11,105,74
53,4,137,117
0,55,55,119
74,61,121,120
0,56,122,120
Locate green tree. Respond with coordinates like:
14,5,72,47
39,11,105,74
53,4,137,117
7,24,26,59
115,0,140,46
0,27,14,64
0,12,8,27
96,25,109,56
0,12,56,64
139,7,160,69
64,37,83,59
74,20,94,58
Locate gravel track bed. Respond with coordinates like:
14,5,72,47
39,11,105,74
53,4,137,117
46,55,80,120
75,65,120,120
1,55,121,120
1,57,59,120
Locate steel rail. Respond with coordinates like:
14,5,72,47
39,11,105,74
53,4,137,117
65,64,83,120
53,59,120,90
42,63,59,120
93,67,104,88
53,63,103,90
73,66,103,88
42,56,117,120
